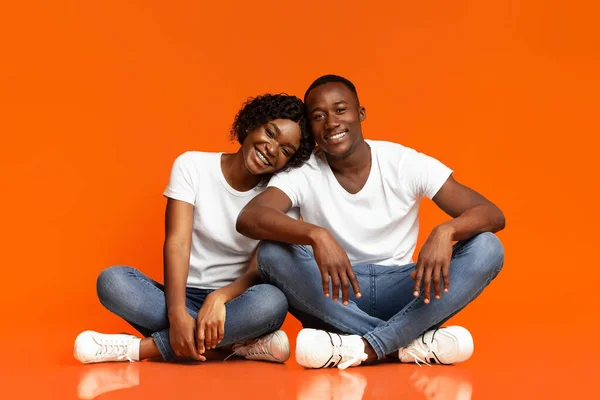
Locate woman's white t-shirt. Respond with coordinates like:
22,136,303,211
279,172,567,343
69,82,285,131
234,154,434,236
163,151,299,289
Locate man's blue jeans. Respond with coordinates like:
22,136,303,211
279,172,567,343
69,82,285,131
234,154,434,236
96,266,288,360
257,232,504,359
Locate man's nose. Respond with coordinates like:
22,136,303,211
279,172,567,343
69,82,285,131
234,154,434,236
324,114,341,130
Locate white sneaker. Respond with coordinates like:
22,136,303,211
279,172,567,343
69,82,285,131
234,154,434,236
295,328,368,370
231,330,290,363
398,326,474,366
74,331,140,364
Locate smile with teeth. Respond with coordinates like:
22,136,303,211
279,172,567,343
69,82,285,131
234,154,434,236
327,131,347,140
255,148,271,166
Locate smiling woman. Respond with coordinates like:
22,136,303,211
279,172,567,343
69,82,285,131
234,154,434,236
72,93,315,365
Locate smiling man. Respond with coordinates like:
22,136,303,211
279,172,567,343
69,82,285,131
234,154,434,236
236,74,505,369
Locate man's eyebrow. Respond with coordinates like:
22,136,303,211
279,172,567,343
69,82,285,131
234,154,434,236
310,100,347,113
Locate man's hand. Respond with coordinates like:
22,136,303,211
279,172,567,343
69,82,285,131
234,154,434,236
196,293,226,354
411,225,454,304
168,310,205,361
311,229,361,305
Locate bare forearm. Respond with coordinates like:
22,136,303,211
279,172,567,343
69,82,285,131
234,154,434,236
209,269,261,303
438,204,506,241
163,241,191,316
237,206,325,245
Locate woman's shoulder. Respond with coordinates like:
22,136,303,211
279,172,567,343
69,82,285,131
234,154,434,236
287,150,324,178
172,150,221,168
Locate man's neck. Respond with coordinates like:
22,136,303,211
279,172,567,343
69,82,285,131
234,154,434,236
326,139,371,175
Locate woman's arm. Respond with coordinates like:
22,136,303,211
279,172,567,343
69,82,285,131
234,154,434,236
207,249,261,303
195,248,262,352
163,198,194,316
163,198,203,360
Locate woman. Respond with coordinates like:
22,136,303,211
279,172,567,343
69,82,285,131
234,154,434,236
74,94,314,364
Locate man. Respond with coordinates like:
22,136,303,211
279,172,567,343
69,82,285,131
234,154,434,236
236,74,505,369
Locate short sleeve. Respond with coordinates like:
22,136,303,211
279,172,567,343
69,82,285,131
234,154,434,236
163,152,198,205
402,150,453,200
267,167,309,209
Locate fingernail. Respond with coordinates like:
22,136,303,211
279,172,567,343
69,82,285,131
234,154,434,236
436,296,440,299
413,291,419,296
325,293,330,297
357,293,362,298
444,288,449,292
424,298,429,304
343,301,348,306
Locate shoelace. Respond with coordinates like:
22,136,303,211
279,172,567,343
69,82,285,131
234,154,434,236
335,343,368,370
94,337,133,362
401,339,434,367
224,337,270,361
242,340,270,357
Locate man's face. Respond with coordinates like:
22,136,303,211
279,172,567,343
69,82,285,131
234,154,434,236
305,82,366,158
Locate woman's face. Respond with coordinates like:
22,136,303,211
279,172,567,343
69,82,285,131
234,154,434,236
241,118,302,175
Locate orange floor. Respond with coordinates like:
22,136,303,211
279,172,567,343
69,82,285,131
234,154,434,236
3,317,596,399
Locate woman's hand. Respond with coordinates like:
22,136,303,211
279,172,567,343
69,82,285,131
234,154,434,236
168,309,205,361
195,292,226,354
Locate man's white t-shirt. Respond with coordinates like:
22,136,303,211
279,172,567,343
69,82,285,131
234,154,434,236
267,140,453,266
163,151,299,289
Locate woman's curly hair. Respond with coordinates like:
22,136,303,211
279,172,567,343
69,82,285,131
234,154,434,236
230,93,315,172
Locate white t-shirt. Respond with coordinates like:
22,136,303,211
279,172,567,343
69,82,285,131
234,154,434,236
163,151,300,289
268,140,453,266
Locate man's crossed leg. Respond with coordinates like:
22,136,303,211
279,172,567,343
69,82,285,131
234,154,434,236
257,232,504,369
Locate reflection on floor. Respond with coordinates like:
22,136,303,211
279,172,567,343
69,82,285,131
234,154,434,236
2,324,597,400
73,357,475,400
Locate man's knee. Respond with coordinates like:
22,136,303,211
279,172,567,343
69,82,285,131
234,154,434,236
256,241,288,277
96,265,134,308
469,232,505,277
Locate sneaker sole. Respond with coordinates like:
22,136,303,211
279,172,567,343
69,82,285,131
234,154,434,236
271,330,291,363
295,329,322,368
73,330,96,364
438,326,474,364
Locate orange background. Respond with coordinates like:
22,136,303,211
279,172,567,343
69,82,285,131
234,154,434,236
1,1,599,398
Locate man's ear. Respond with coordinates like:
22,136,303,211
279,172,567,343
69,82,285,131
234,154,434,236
359,106,366,122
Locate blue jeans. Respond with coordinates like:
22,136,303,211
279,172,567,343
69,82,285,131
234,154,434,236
257,232,504,359
96,266,288,360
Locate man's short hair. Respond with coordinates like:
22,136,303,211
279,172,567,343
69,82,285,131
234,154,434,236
304,74,360,104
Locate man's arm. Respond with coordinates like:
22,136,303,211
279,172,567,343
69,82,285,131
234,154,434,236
236,187,323,245
236,187,361,305
432,175,505,240
412,174,505,303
